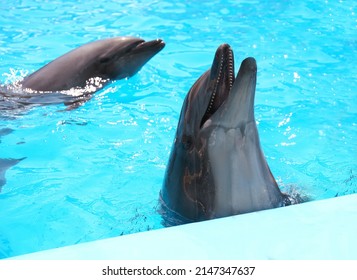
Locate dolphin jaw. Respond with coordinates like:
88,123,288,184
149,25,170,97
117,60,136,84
200,44,235,128
98,38,165,81
202,57,257,130
135,39,166,53
98,38,164,65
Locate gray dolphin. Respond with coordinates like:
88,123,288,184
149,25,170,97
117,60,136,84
160,44,299,225
0,36,165,111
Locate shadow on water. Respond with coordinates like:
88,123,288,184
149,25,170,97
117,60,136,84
0,157,26,192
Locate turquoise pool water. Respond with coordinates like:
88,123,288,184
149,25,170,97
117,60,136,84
0,0,356,258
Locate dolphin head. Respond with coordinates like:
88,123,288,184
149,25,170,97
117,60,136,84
92,37,166,80
20,37,165,92
161,44,290,223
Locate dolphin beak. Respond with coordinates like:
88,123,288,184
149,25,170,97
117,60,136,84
134,39,166,54
200,44,235,128
108,38,166,80
208,57,257,128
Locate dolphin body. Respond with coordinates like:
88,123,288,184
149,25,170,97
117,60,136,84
0,36,165,112
161,44,298,225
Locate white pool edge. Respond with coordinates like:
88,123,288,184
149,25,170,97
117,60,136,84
7,194,357,260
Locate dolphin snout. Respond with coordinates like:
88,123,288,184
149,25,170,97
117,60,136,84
240,57,257,73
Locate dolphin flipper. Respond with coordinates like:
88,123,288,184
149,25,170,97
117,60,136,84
0,157,25,191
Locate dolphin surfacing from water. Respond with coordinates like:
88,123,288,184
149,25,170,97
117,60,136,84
160,44,300,225
0,36,165,111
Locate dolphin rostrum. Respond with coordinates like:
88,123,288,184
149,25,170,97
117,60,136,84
160,44,300,225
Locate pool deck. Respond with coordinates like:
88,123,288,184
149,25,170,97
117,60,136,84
10,194,357,260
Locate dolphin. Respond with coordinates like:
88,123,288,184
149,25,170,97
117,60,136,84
0,158,25,191
160,44,299,225
0,36,165,111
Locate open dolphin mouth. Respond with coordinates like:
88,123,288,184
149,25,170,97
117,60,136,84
200,44,235,127
200,44,258,129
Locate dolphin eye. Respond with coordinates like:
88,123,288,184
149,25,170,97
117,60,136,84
99,57,111,64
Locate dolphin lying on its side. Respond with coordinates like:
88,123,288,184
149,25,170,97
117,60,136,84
160,44,300,225
0,36,165,111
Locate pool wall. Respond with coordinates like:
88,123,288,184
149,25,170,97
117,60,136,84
9,194,357,260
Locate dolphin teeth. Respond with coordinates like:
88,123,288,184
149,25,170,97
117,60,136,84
201,46,235,128
228,49,234,89
206,53,224,115
207,54,223,114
